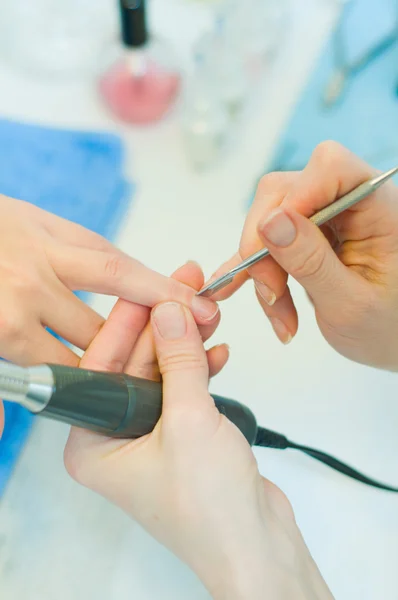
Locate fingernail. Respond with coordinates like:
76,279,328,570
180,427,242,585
260,209,297,247
186,260,201,268
214,343,230,355
153,303,187,340
269,317,292,345
254,280,276,306
191,296,219,322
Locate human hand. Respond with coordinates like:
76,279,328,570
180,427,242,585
210,142,398,370
0,195,218,367
64,263,332,600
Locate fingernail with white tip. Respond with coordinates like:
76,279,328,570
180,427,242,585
269,318,292,345
254,281,276,306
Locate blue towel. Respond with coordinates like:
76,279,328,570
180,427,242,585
0,119,133,495
249,0,398,203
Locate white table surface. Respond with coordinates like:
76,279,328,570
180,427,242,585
1,1,397,599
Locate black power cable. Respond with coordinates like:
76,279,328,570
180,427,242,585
255,427,398,493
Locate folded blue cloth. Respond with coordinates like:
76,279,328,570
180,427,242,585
0,118,133,496
249,0,398,203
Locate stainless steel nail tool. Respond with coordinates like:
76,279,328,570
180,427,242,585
197,166,398,298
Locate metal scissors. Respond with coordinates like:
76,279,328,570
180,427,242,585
197,166,398,298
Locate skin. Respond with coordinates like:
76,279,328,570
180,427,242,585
0,194,219,367
62,262,333,600
3,142,397,597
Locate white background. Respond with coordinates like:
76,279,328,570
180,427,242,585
0,1,397,598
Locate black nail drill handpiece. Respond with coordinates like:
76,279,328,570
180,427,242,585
2,362,398,492
0,362,258,444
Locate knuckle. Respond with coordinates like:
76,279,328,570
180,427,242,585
239,238,255,260
63,445,84,483
291,245,327,281
19,274,42,297
164,277,190,304
158,351,207,375
167,401,216,433
104,253,125,279
311,140,345,170
256,171,286,195
64,447,83,484
64,443,92,486
0,310,25,343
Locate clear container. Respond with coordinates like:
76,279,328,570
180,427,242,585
181,54,229,171
0,0,115,79
194,17,248,119
220,0,290,81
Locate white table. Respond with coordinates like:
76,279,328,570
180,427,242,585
1,1,397,599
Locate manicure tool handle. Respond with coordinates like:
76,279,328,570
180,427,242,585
42,365,258,445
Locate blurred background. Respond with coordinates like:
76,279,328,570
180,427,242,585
0,0,397,599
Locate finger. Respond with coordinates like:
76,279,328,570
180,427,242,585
254,283,298,344
67,299,149,454
152,303,213,412
41,283,105,351
239,172,299,302
39,210,115,252
282,141,376,217
5,328,80,367
50,246,220,326
207,344,230,378
258,206,360,312
284,143,398,246
80,299,150,373
174,261,205,291
176,262,221,342
124,261,221,381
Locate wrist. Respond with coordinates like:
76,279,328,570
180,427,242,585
200,519,333,600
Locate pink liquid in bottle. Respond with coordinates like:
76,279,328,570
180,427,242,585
100,58,180,125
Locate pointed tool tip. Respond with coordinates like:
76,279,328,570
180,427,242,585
372,165,398,187
197,274,234,297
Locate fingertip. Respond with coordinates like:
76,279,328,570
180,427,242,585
255,284,298,344
207,344,230,378
172,261,205,291
152,303,211,411
152,302,189,342
190,296,220,324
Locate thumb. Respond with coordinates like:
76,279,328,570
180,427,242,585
258,207,354,310
151,303,213,413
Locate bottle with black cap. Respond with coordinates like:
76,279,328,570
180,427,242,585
99,0,181,125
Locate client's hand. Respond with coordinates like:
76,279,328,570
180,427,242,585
64,263,332,600
0,195,218,367
210,142,398,370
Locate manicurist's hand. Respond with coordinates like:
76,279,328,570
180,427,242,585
211,142,398,370
0,195,218,366
64,262,333,600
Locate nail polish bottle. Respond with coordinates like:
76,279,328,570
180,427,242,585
99,0,181,125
